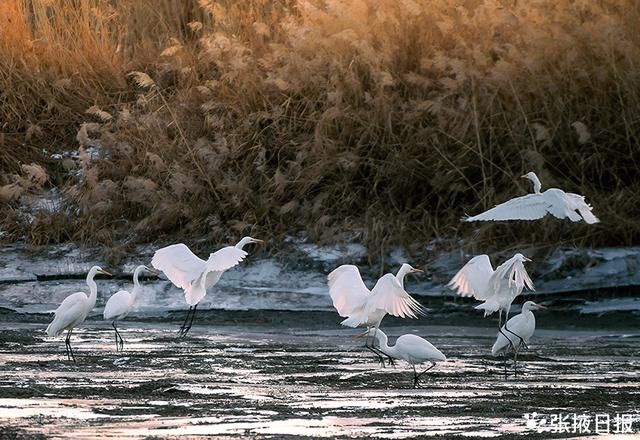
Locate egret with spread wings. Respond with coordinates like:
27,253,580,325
328,263,426,364
464,171,599,223
448,253,534,348
152,236,263,336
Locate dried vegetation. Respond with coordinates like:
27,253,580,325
1,0,639,255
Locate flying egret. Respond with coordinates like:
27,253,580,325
328,264,426,364
492,301,547,377
357,328,446,388
103,265,157,351
152,236,263,336
464,171,599,223
46,265,111,362
448,253,534,348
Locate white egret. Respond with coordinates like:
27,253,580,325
448,253,534,348
358,328,446,388
152,236,263,336
103,265,157,351
328,264,426,364
46,265,111,362
492,301,547,377
464,171,599,223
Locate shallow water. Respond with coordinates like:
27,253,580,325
1,321,639,439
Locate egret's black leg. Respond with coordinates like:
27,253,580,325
513,346,520,378
66,329,76,363
365,344,386,366
503,347,508,379
415,362,436,388
178,306,193,336
113,321,124,351
180,304,198,337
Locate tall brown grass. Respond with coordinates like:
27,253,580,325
1,0,639,256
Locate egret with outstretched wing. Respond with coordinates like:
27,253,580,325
152,236,263,336
328,263,426,364
449,253,534,349
464,172,599,223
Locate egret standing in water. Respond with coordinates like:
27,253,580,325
448,253,534,348
328,264,426,364
464,171,599,223
492,301,547,378
103,265,157,351
358,328,446,388
152,236,263,336
46,265,111,362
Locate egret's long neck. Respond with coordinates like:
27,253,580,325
395,266,412,288
86,271,98,310
235,237,251,250
375,333,398,358
132,269,142,298
529,174,542,194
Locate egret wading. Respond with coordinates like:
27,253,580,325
328,264,426,365
358,328,446,388
46,265,111,362
103,265,157,351
492,301,547,378
152,236,263,336
464,171,599,223
448,253,534,349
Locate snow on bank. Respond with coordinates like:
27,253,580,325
0,243,639,314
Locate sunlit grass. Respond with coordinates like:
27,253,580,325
1,0,639,255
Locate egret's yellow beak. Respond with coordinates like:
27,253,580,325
413,268,425,273
253,239,265,244
99,270,112,276
537,304,548,310
520,174,528,179
523,256,532,262
353,330,369,340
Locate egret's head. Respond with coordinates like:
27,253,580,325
522,301,547,312
401,263,424,274
513,253,532,263
236,236,265,250
354,328,387,341
90,265,112,277
520,171,542,193
135,265,159,276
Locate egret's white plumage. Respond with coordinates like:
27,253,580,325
448,253,534,319
328,263,426,365
328,264,426,329
104,265,155,351
491,301,546,377
361,328,446,387
464,172,599,224
152,236,263,335
46,265,111,361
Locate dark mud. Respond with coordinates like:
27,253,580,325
0,318,639,439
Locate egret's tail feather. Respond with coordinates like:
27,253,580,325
475,301,498,317
46,319,63,337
